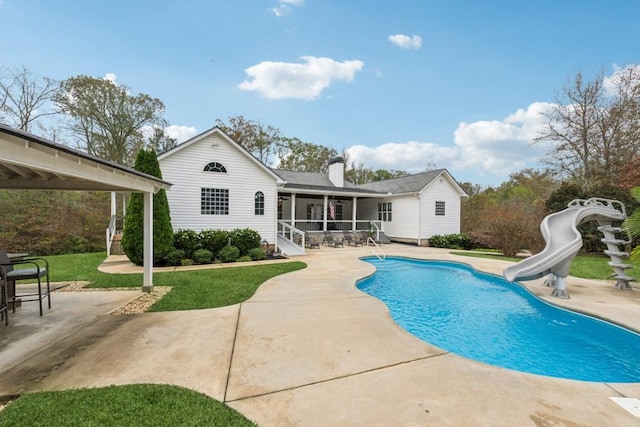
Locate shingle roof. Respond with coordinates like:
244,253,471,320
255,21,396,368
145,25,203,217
272,169,338,188
356,169,447,194
272,169,384,195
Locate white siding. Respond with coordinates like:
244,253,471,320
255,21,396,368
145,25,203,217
381,195,418,239
420,176,462,238
159,133,278,243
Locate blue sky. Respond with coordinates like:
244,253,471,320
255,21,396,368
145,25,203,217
2,0,639,186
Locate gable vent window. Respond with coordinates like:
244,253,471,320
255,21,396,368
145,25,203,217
255,191,265,215
203,162,227,173
435,201,446,216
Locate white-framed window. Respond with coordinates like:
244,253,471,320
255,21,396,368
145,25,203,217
307,204,324,220
203,162,227,173
201,188,229,215
435,200,446,216
255,191,264,215
377,202,392,221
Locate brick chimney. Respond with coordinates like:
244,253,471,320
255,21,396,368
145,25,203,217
328,157,344,187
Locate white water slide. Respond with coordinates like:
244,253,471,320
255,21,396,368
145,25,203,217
503,198,630,298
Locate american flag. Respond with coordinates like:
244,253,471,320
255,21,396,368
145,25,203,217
329,201,335,220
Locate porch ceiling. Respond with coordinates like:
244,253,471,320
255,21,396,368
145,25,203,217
0,124,171,193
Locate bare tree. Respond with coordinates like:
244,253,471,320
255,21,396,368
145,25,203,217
535,67,640,191
0,65,58,131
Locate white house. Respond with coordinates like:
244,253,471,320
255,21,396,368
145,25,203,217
157,127,284,245
158,127,468,255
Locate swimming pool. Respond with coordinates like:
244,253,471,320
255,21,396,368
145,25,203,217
357,256,640,382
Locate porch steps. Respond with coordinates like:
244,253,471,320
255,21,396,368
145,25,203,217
277,235,305,256
377,232,391,244
109,233,125,255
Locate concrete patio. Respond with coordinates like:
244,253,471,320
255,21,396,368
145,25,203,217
1,244,640,426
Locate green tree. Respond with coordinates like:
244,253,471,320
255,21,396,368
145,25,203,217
623,187,640,262
54,75,175,166
122,149,173,265
276,137,338,172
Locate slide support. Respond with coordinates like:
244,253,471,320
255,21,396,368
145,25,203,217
551,276,570,299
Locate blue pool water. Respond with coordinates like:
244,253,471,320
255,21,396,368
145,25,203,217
357,257,640,382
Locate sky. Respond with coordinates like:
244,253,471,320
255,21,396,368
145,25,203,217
1,0,639,187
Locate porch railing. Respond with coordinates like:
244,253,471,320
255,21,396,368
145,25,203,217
281,220,381,235
278,220,306,251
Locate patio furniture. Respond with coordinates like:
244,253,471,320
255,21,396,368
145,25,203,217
323,232,344,248
0,266,7,325
343,230,363,247
0,250,51,316
305,233,320,249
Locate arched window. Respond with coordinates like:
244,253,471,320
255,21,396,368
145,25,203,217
203,162,227,173
255,191,264,215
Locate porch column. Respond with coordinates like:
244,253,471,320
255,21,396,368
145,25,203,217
110,192,117,218
352,197,357,231
291,194,296,228
143,191,153,292
323,195,328,231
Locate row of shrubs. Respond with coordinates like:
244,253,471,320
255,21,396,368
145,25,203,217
428,233,478,250
163,228,266,266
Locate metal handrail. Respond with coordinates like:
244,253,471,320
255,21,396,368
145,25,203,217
278,220,306,251
367,237,385,260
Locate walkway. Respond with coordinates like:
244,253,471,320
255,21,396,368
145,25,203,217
2,245,640,425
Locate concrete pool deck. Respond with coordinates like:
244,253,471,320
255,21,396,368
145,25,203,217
1,245,640,425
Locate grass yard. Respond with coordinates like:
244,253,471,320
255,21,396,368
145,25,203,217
0,384,256,426
40,251,306,311
450,251,640,280
4,252,304,424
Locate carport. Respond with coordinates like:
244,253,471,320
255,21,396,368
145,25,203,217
0,124,171,291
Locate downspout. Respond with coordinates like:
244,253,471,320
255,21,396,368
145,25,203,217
416,192,421,246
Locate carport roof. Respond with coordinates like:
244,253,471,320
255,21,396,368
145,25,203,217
0,124,171,193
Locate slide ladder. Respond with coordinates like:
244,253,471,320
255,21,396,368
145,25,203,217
598,224,635,290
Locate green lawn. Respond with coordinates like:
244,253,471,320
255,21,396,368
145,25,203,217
450,251,640,280
4,252,305,425
0,384,256,427
41,251,306,311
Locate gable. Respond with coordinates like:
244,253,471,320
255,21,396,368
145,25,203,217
158,127,283,183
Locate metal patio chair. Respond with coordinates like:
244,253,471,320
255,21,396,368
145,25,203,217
0,250,51,316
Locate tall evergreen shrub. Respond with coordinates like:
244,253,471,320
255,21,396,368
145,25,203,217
122,149,173,265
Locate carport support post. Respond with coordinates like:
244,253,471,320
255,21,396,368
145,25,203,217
143,191,153,292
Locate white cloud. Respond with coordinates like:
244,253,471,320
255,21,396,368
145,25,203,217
104,73,117,83
165,125,198,143
603,63,640,97
347,141,457,173
272,0,304,17
388,34,422,50
346,102,555,185
238,56,364,100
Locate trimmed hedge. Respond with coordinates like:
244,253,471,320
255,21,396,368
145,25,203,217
428,233,476,250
